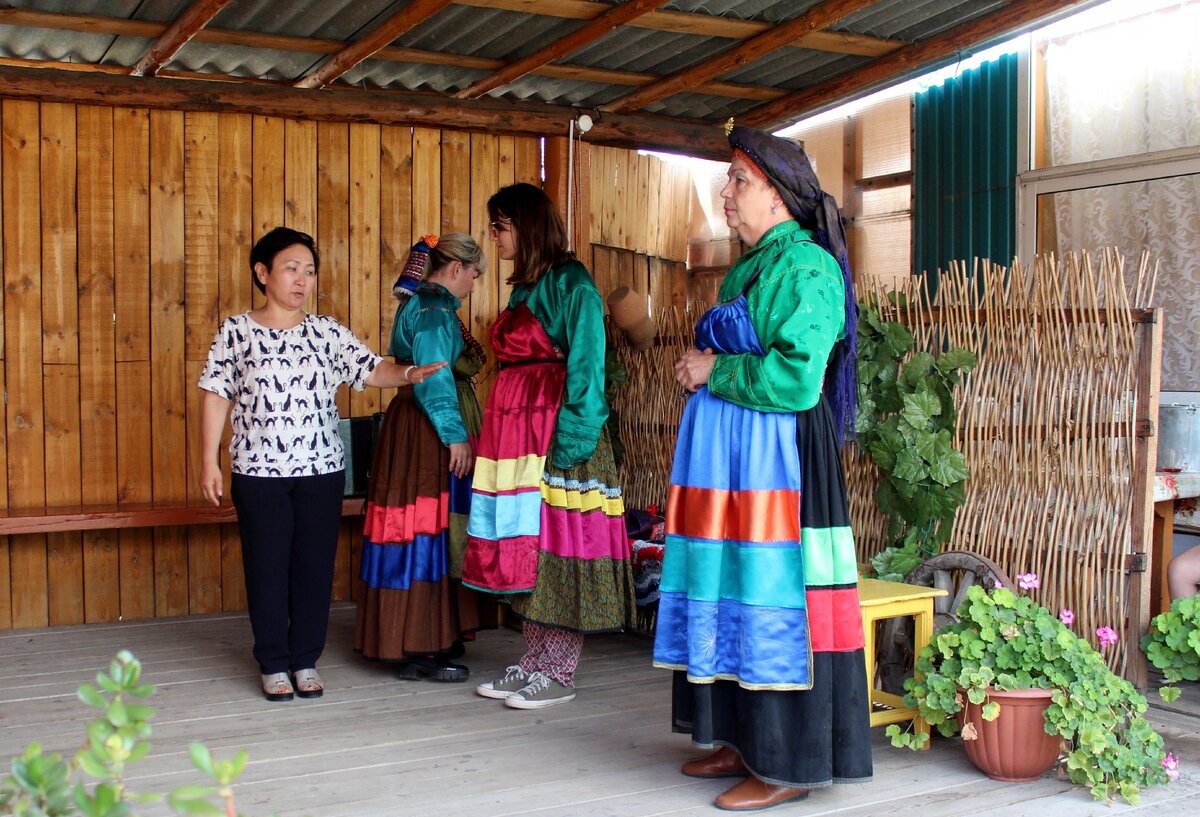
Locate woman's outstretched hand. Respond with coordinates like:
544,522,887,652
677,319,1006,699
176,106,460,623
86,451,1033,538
405,361,448,384
675,348,716,392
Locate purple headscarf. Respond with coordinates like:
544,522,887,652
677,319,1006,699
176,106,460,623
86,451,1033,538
728,124,858,441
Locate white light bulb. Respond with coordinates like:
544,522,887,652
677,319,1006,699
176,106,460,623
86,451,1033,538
577,114,593,133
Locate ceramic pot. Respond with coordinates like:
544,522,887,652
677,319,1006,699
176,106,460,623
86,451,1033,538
958,687,1062,782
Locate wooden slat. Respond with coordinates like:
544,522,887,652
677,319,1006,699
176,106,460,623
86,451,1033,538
113,108,150,362
76,104,120,623
378,124,413,409
316,119,350,336
0,64,730,160
295,0,452,89
602,0,873,114
743,0,1091,130
251,114,285,311
130,0,234,77
43,365,83,626
348,122,382,418
149,109,189,619
0,364,7,629
216,111,253,613
440,130,471,234
39,102,78,365
3,99,48,628
457,0,666,99
468,133,499,405
284,120,318,234
183,112,222,616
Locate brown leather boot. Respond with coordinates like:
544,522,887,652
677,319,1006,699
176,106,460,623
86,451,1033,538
714,776,809,811
680,746,748,779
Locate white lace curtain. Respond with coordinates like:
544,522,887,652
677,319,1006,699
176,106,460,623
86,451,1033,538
1046,2,1200,390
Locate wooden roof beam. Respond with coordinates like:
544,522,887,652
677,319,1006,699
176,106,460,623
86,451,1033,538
454,0,903,57
601,0,877,115
742,0,1090,130
0,7,785,103
0,63,730,159
456,0,667,99
129,0,232,77
294,0,452,89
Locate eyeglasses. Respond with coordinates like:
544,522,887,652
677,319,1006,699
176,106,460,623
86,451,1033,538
487,219,511,235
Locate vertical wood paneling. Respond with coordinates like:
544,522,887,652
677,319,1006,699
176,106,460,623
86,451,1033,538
77,104,119,623
378,125,412,408
285,119,317,314
0,367,7,629
4,99,48,628
217,112,253,613
316,121,352,600
44,365,82,625
112,107,153,622
149,110,188,618
469,133,498,403
40,103,78,365
440,130,470,234
348,122,381,419
252,116,285,310
184,111,222,614
114,109,150,364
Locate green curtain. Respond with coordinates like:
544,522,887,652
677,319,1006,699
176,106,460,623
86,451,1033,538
913,52,1018,282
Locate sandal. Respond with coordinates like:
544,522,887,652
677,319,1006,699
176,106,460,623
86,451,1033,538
261,672,294,702
292,668,324,699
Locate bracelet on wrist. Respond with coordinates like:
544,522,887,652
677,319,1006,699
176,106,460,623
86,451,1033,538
403,364,415,383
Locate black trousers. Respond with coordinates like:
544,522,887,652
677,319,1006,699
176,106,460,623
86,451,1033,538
231,470,345,674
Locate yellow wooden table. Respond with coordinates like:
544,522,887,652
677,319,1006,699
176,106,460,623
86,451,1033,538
858,578,948,745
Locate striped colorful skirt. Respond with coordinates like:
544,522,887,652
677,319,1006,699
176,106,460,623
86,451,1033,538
654,392,872,787
464,363,634,633
354,386,493,661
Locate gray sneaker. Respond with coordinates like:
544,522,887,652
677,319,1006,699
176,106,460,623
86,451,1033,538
504,671,576,709
475,665,531,699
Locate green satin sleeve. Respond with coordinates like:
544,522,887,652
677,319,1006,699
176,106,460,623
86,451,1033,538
707,223,845,413
518,259,610,468
390,286,469,445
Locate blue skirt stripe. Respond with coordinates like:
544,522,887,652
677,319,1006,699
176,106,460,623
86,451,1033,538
653,593,811,687
360,532,448,589
465,489,542,540
670,390,800,492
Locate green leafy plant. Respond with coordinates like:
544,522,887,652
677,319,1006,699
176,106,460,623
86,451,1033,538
887,582,1173,804
1142,594,1200,703
855,300,977,581
1,650,257,817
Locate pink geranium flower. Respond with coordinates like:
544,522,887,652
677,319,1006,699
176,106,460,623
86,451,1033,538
1162,751,1180,781
1016,572,1040,590
993,579,1003,589
1059,609,1075,625
1096,626,1119,648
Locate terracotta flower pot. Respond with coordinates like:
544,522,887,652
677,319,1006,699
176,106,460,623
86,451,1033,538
957,687,1062,782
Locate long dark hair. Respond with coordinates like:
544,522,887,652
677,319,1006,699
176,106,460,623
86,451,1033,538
487,183,571,286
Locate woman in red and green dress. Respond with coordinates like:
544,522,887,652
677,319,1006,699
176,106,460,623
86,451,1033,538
464,183,634,710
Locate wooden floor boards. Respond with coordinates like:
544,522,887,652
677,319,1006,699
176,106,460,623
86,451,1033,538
1,605,1198,816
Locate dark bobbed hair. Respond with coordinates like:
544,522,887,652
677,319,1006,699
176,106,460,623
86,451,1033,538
249,227,320,294
486,183,571,286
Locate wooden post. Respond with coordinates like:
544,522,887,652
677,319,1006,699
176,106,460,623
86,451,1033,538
1126,308,1162,688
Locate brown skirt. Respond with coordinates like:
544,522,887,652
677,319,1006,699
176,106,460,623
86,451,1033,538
354,387,494,661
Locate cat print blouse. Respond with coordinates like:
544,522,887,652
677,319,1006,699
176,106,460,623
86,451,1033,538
198,313,381,477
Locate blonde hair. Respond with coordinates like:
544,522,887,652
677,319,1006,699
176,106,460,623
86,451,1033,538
428,232,487,277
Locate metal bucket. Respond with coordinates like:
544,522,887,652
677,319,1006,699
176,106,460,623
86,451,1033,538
1159,403,1200,472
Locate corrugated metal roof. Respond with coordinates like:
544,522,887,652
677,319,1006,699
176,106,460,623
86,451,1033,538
0,0,1101,147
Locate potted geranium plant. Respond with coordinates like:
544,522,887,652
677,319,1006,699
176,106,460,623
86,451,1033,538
887,575,1177,805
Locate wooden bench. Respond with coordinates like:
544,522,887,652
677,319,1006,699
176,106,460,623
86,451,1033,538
0,498,366,536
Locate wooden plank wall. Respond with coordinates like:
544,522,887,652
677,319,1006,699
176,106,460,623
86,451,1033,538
588,146,691,311
0,102,540,629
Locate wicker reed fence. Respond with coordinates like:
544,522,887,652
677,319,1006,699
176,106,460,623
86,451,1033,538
610,250,1163,683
